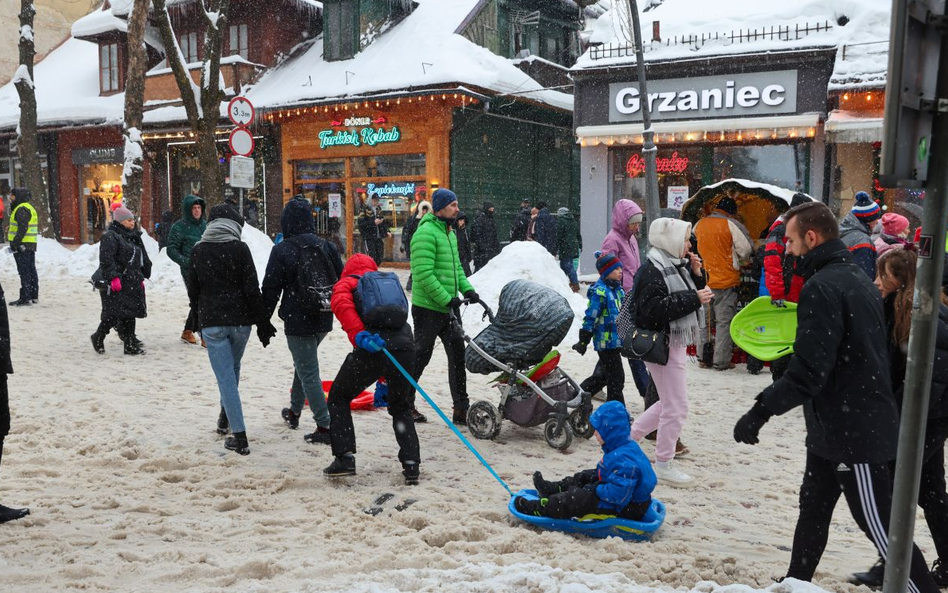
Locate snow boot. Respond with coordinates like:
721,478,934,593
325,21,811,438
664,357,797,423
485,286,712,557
0,503,30,524
8,299,31,307
513,495,546,517
130,335,145,350
654,461,694,487
850,559,885,588
402,462,420,486
410,406,427,423
452,407,468,426
932,560,948,588
323,455,356,477
123,336,145,356
532,471,560,497
90,332,106,355
303,427,331,445
224,431,250,456
216,407,229,435
181,330,198,345
281,407,300,430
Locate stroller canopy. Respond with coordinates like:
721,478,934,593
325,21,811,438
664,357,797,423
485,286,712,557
466,280,574,375
680,178,813,240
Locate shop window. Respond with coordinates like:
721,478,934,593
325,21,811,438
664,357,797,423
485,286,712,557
295,159,345,180
228,24,249,60
293,182,347,254
712,144,809,193
611,147,703,214
100,42,121,93
351,153,426,178
323,0,359,62
79,162,124,244
180,31,199,63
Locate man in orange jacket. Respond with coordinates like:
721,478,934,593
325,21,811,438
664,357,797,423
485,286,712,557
694,196,753,370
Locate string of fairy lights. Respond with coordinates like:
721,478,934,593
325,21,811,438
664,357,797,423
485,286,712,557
579,127,817,147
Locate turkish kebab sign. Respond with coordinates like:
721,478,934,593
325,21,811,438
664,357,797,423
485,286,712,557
319,115,401,149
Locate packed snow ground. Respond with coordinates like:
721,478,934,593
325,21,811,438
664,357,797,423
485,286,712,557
0,238,936,592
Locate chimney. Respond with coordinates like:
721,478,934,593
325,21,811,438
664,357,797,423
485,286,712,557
652,21,661,42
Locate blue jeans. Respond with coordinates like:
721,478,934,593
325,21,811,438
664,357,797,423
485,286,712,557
560,258,578,284
287,333,330,428
628,358,651,399
203,326,252,434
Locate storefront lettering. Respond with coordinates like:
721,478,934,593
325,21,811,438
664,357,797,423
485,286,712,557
616,83,785,116
331,116,387,127
626,151,690,177
366,182,415,197
318,126,401,149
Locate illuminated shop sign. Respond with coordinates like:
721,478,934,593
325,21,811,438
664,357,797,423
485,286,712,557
626,151,690,177
609,70,798,122
319,114,400,149
366,182,415,197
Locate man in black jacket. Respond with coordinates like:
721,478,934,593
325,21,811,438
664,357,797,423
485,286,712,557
0,280,28,523
470,202,501,271
262,196,343,445
510,199,532,242
733,202,939,593
533,201,558,257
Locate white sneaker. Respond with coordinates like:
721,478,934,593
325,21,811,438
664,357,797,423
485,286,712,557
654,461,694,487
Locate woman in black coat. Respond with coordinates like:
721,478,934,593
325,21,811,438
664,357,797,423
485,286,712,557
91,207,152,355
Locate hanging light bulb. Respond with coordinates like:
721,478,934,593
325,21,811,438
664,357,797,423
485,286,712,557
866,93,872,102
843,93,850,101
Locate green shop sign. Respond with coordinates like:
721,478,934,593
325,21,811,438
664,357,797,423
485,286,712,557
318,116,401,149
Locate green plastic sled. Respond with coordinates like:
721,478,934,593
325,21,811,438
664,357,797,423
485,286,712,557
729,297,798,361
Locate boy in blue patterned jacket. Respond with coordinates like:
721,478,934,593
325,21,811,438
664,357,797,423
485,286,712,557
572,251,626,404
514,401,656,520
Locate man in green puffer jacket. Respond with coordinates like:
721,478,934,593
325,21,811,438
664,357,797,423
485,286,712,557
410,188,479,425
166,194,207,345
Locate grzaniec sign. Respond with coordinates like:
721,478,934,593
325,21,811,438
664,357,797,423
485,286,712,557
627,151,690,177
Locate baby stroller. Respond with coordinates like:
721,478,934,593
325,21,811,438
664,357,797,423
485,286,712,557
460,280,593,450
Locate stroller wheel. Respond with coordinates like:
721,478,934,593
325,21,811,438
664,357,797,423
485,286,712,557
568,408,596,439
467,401,502,440
544,418,573,451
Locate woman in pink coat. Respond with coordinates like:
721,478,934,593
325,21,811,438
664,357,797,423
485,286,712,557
601,200,644,291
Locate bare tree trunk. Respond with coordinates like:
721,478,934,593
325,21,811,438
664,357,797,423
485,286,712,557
153,0,230,209
13,0,52,237
121,0,151,220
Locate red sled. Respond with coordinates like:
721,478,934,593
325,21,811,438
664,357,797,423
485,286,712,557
301,381,375,411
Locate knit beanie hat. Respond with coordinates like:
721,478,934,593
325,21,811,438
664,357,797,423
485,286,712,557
717,196,738,216
628,212,644,224
112,207,135,222
431,188,458,213
852,191,882,223
557,207,569,216
881,212,910,237
595,250,622,279
208,204,243,225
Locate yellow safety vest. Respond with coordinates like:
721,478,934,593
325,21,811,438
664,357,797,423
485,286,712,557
8,202,38,244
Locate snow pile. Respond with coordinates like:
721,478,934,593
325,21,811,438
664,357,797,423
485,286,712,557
462,241,587,343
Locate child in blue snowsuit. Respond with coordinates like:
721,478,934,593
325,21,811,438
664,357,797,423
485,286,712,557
572,251,626,404
514,401,656,520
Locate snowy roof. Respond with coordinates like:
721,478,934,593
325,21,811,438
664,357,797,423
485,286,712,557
577,0,891,91
71,7,127,39
108,0,323,16
0,37,125,131
245,0,573,112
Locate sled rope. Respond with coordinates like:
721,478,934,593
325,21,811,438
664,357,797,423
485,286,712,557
382,347,513,496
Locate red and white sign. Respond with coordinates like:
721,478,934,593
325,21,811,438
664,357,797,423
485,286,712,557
228,96,255,127
627,151,690,178
229,128,255,156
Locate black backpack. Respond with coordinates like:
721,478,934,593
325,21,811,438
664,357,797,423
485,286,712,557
288,237,337,311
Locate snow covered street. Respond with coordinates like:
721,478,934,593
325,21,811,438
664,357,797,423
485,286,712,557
0,240,930,593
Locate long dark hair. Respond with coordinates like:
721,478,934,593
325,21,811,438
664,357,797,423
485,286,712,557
877,249,948,347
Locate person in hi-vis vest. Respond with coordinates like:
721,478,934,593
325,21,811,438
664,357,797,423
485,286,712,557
7,188,38,306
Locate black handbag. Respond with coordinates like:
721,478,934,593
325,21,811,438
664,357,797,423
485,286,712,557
90,268,108,292
617,292,670,365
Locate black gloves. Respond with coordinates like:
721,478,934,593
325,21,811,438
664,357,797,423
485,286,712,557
733,400,773,445
448,297,462,309
257,320,277,348
464,291,480,303
572,329,593,356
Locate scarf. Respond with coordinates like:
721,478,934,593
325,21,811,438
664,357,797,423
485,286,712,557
647,247,705,348
198,218,243,244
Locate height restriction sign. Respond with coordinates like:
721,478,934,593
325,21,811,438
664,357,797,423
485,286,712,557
228,97,254,127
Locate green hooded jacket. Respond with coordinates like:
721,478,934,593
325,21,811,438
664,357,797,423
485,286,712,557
410,213,474,313
166,194,207,278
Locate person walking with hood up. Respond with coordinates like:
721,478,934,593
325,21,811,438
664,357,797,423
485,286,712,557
7,188,39,307
628,218,712,487
262,196,343,445
166,194,207,345
400,200,430,292
556,207,582,292
471,202,501,271
91,207,152,355
188,205,276,455
533,201,558,256
839,191,882,278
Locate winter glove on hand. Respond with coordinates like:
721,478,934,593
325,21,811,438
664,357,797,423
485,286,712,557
733,400,773,445
464,290,480,304
771,298,786,308
355,331,386,353
447,297,462,310
257,320,277,348
572,329,593,356
110,277,122,292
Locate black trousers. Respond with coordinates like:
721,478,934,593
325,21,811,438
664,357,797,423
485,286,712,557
787,451,939,593
13,250,38,301
580,349,625,405
771,354,792,381
364,239,384,266
97,292,136,340
182,275,199,333
328,348,419,465
912,416,948,563
411,305,469,411
540,468,650,521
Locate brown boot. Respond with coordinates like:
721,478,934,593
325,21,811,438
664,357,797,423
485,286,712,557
675,439,689,457
181,330,198,345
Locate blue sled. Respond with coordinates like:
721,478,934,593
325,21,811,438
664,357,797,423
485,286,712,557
507,489,666,542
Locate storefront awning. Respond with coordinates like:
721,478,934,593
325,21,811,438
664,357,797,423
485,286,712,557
575,113,822,146
825,110,883,144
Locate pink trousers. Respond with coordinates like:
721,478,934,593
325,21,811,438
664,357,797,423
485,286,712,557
630,345,688,462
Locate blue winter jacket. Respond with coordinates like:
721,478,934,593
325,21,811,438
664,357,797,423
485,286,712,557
581,278,624,351
590,401,657,510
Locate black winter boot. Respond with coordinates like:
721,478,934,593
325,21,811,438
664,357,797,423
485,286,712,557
90,332,106,354
932,559,948,587
513,495,546,517
281,407,300,429
850,558,885,588
324,455,356,477
304,427,331,444
0,503,30,524
532,471,560,497
122,334,145,356
224,431,250,455
452,407,468,426
402,462,420,485
216,407,229,435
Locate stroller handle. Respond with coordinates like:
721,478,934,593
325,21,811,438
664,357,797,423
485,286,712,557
456,298,495,324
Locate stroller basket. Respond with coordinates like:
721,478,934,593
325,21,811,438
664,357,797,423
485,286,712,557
505,368,577,427
465,280,574,375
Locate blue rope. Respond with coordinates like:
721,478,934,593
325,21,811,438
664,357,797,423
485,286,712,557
382,347,513,497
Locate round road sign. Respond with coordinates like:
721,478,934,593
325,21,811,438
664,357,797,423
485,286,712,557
228,96,255,127
229,128,255,156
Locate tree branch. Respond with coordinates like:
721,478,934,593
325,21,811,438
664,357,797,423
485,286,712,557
152,0,202,126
